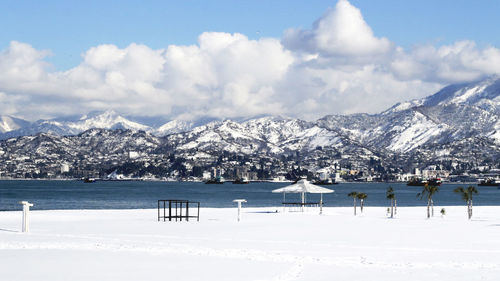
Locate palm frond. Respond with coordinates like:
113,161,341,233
357,193,367,199
347,191,358,198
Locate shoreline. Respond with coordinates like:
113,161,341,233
0,178,486,185
3,204,500,213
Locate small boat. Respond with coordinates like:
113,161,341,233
83,177,96,183
205,177,225,184
407,178,441,186
232,177,249,184
478,179,499,186
407,178,424,186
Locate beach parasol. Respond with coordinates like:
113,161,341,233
272,179,334,213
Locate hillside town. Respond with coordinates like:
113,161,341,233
2,77,500,184
0,129,498,184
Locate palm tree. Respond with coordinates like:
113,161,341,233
417,184,439,218
357,193,368,213
347,191,359,216
386,187,395,218
454,186,478,219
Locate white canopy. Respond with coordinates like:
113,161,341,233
272,179,334,214
272,179,334,194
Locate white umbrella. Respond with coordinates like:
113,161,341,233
272,179,334,213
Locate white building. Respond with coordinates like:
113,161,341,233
61,163,70,173
128,151,140,160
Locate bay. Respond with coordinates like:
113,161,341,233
0,180,499,211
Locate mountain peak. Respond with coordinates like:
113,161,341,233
0,115,30,133
423,76,500,108
155,119,194,136
70,110,150,132
383,76,500,115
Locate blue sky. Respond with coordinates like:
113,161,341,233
1,0,500,120
3,0,499,70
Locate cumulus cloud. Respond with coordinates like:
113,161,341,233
0,0,500,122
391,41,500,83
282,0,392,57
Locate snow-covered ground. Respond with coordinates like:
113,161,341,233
1,206,500,281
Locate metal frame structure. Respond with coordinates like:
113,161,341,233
157,199,200,222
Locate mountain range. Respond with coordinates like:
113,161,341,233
1,76,500,159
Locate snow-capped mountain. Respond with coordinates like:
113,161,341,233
0,110,154,139
318,76,500,152
1,77,499,180
1,76,500,157
167,117,313,155
154,120,195,136
63,110,151,132
0,115,30,133
0,110,213,140
424,76,500,108
165,116,380,166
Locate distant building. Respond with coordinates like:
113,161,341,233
202,171,211,180
211,167,224,179
128,151,140,160
234,166,249,179
60,163,70,173
422,166,449,179
414,168,421,176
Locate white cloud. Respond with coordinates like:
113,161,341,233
1,0,500,122
282,0,392,57
388,41,500,86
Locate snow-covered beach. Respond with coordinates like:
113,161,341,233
1,206,500,281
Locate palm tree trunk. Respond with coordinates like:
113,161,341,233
394,199,397,215
466,200,469,219
353,198,357,216
469,200,473,219
360,199,364,213
390,199,394,218
431,199,434,217
427,198,431,218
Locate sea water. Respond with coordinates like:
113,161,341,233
0,180,499,211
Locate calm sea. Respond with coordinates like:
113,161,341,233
0,180,499,211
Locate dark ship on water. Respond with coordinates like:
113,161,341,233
407,178,442,186
478,178,499,187
232,177,249,184
82,177,96,183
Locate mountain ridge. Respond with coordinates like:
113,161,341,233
1,77,500,155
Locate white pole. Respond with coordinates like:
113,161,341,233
19,201,34,233
232,199,247,222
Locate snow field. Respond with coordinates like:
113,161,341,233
1,206,500,281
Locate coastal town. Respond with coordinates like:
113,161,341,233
0,128,498,184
